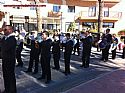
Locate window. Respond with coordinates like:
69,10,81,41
103,23,114,28
104,11,109,17
30,2,36,10
82,22,95,28
53,5,60,12
30,7,36,10
104,7,109,17
68,6,75,13
13,6,21,9
88,6,96,17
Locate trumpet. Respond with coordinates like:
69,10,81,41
35,41,39,48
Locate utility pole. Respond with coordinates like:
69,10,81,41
98,0,103,33
34,0,42,32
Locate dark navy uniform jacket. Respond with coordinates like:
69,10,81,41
1,35,16,60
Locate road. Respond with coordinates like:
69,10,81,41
0,47,125,93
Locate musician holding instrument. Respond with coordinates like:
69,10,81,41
111,34,118,59
100,29,112,62
25,31,40,74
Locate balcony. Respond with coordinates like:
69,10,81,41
48,11,62,17
74,11,122,23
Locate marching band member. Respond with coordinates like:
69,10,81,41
63,33,73,75
52,31,60,70
100,29,112,62
38,31,52,84
80,31,93,68
25,31,40,74
16,30,24,67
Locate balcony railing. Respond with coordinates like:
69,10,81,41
48,11,62,17
74,11,122,21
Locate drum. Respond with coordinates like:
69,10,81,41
99,41,107,49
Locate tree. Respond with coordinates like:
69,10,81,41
34,0,42,32
98,0,103,33
67,22,76,32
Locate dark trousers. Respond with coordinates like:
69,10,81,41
16,43,23,65
64,53,71,74
28,51,39,72
2,59,17,93
41,56,51,81
102,45,111,61
53,53,60,69
112,48,117,59
16,49,23,65
73,44,80,55
122,47,125,59
82,50,91,67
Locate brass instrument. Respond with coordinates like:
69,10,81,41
35,41,39,48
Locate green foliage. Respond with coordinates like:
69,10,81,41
67,22,76,32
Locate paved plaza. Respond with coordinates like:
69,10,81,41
0,47,125,93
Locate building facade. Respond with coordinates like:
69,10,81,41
0,0,124,34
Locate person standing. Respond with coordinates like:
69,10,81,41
0,25,17,93
80,31,93,68
73,34,80,56
16,31,24,67
63,33,73,75
52,31,60,70
111,34,118,59
25,32,40,74
100,29,112,62
38,31,52,84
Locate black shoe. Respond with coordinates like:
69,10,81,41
84,66,89,68
52,67,60,70
52,67,56,69
45,80,51,84
24,70,32,73
32,71,38,74
56,68,60,70
62,72,68,76
37,76,45,80
104,60,108,62
80,65,84,67
16,64,23,67
100,58,104,61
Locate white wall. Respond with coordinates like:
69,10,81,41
110,0,125,33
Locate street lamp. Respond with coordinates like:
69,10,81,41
25,16,29,32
